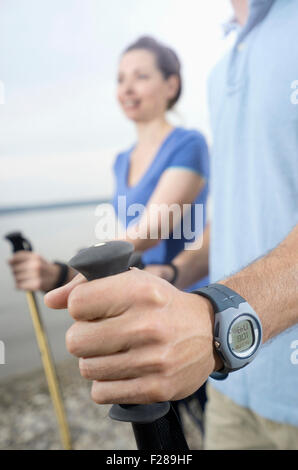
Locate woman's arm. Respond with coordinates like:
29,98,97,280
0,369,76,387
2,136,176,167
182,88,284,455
118,167,205,252
145,224,209,287
170,223,209,288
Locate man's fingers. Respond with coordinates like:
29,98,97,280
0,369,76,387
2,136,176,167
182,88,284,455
79,345,167,381
66,316,133,357
67,272,133,321
67,268,166,322
44,273,86,309
90,375,167,405
66,309,158,358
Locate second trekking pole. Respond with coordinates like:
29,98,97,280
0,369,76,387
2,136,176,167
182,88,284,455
5,232,72,451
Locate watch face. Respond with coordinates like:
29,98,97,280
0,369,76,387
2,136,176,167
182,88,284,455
230,319,255,354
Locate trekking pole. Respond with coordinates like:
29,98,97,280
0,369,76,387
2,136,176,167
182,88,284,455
69,241,189,450
5,232,72,451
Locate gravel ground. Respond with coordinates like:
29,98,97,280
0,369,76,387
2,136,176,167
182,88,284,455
0,358,203,450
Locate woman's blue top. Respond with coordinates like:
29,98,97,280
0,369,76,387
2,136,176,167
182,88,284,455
112,127,210,290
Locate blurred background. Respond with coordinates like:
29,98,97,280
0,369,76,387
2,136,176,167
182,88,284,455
0,0,232,450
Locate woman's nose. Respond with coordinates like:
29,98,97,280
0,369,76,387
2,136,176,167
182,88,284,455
120,78,135,95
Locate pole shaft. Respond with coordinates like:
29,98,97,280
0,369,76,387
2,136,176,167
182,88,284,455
26,292,72,450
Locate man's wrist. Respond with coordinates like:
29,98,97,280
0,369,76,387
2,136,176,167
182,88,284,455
192,284,263,378
189,293,224,373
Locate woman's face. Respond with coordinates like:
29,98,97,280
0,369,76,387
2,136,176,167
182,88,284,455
117,49,177,122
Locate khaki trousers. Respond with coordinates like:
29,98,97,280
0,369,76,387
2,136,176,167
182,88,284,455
204,383,298,450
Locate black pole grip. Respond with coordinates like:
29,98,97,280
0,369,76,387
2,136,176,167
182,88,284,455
68,241,170,423
69,241,188,451
68,241,188,450
128,251,145,270
5,232,33,252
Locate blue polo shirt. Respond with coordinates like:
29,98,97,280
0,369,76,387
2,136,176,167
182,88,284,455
112,127,209,290
208,0,298,426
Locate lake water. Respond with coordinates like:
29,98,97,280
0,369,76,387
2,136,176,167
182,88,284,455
0,204,109,380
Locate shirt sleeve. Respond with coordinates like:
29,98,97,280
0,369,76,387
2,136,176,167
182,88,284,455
167,132,210,180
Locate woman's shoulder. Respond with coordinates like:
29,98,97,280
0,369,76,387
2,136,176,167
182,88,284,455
177,127,205,140
171,127,209,155
166,127,209,177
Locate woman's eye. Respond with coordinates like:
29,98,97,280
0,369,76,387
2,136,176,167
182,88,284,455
138,74,149,80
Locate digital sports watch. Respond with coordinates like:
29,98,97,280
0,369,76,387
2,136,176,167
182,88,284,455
193,284,263,380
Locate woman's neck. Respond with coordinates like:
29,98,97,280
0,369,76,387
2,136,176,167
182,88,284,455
135,117,174,148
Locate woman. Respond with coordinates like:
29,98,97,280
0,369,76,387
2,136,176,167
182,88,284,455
9,36,209,293
112,37,209,293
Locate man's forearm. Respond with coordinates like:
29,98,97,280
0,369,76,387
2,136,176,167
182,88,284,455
173,225,210,289
219,224,298,343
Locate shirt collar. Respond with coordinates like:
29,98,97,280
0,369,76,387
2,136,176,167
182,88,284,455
223,0,275,40
222,17,239,37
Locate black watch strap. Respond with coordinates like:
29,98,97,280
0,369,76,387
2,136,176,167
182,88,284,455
193,283,246,313
53,262,69,289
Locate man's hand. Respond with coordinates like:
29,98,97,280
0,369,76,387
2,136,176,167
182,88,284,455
45,268,220,405
8,251,62,292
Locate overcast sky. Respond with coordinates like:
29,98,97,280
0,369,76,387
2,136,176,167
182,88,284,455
0,0,233,206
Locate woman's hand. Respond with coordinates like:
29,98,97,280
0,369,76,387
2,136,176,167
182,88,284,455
145,264,177,284
8,251,62,292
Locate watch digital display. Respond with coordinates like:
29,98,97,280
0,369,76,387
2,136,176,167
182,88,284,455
230,320,254,353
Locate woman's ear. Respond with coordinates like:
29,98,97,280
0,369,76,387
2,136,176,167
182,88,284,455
166,75,180,103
